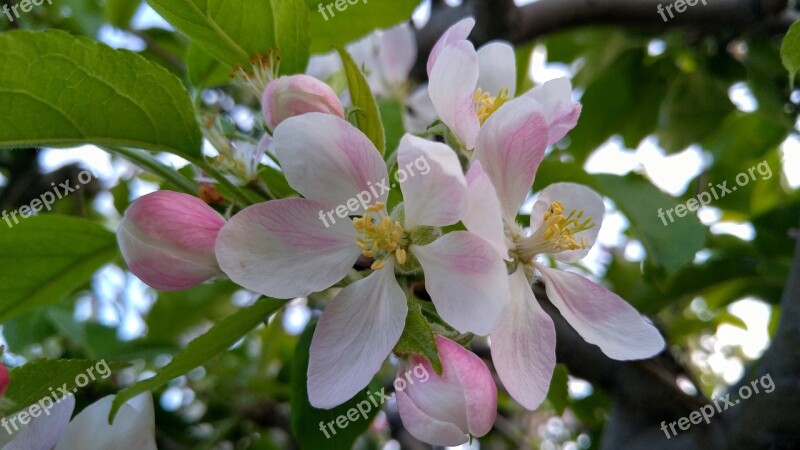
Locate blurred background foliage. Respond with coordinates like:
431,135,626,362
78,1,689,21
0,0,798,449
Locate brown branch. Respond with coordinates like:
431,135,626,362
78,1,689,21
411,0,794,79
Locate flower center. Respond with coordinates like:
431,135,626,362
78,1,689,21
474,87,510,124
230,52,280,97
516,201,595,262
352,202,407,270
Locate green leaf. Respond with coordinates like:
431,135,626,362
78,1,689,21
144,0,275,68
291,320,383,450
186,42,232,89
781,19,800,84
336,46,385,155
105,0,141,28
146,281,239,344
109,297,286,420
393,299,443,375
0,215,117,322
0,30,202,159
595,174,707,275
657,72,734,153
378,99,405,156
4,359,128,414
306,0,421,54
546,364,569,415
273,0,311,75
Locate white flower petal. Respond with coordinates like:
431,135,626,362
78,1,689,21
490,270,556,410
428,40,481,150
398,134,466,228
273,113,389,210
530,182,604,263
536,264,665,360
427,17,475,75
1,395,75,450
412,232,509,335
216,198,361,299
377,24,417,88
473,96,549,222
308,262,407,408
477,42,517,98
404,84,438,133
464,161,509,258
55,394,156,450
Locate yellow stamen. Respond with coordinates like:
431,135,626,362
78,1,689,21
517,200,595,262
395,248,407,265
474,87,511,124
353,203,407,270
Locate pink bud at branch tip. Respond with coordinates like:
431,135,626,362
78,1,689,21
117,191,226,291
262,75,345,131
396,336,497,446
0,361,8,397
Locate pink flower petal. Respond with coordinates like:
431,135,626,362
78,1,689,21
397,336,496,446
473,96,549,222
535,264,665,360
530,182,604,263
524,78,582,145
477,42,517,98
308,262,407,408
215,198,361,299
273,113,389,212
396,390,468,446
490,269,556,410
412,232,509,335
262,75,345,131
118,191,225,291
464,161,509,258
397,134,466,228
427,17,475,75
428,40,481,150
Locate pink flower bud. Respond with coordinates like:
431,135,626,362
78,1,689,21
117,191,225,291
262,75,345,131
0,361,9,397
396,336,497,446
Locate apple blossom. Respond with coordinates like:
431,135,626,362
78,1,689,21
262,74,345,131
0,394,156,450
349,23,417,99
117,191,225,291
462,94,665,410
215,113,509,408
396,336,497,446
427,17,581,150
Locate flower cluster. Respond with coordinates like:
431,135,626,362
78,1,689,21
116,18,664,447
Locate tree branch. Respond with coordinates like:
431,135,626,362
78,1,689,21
411,0,794,79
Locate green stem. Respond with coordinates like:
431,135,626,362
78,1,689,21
191,157,263,206
102,146,197,195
